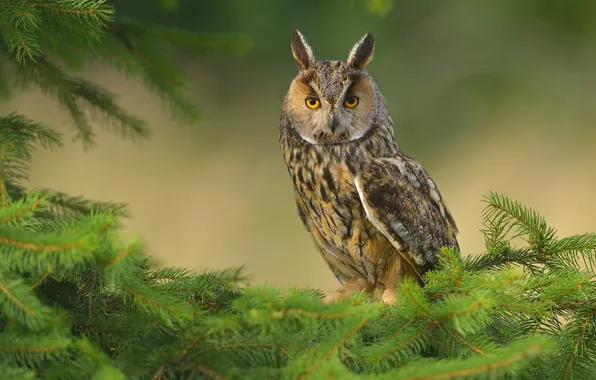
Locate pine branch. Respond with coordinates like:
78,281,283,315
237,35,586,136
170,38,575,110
96,19,251,124
547,233,596,272
0,363,36,380
0,192,45,224
463,246,541,273
542,310,596,380
38,189,130,219
0,0,113,63
13,56,148,147
118,19,253,56
99,21,201,124
0,112,63,155
0,271,59,331
119,278,195,325
386,336,553,380
0,207,116,276
364,0,394,17
0,0,43,62
0,332,72,368
482,192,557,253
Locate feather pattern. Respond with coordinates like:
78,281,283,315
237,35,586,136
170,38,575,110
354,153,458,274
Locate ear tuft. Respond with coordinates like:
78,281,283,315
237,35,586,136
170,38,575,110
291,29,315,70
347,33,375,69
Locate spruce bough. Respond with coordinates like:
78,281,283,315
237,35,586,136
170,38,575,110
1,1,595,379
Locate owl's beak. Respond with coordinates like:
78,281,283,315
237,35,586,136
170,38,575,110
329,114,339,133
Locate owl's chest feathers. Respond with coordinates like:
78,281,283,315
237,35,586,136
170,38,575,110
293,148,363,241
285,136,396,274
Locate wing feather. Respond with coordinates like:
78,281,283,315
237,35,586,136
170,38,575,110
293,190,311,232
354,152,458,272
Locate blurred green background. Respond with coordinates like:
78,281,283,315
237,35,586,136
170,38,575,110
4,0,596,291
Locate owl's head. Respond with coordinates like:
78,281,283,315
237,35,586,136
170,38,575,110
284,30,384,145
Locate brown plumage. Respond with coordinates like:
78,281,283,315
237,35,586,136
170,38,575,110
279,30,459,303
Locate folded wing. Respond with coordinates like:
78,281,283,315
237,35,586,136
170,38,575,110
354,152,459,279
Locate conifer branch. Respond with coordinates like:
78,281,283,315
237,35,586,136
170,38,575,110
451,329,490,356
213,342,289,356
0,199,42,224
396,338,550,380
0,149,7,207
297,317,369,379
13,56,148,146
31,0,111,18
0,0,113,63
29,272,48,290
0,234,77,250
120,280,194,324
99,21,201,124
0,364,36,380
483,192,557,251
564,310,595,380
374,326,427,360
38,189,129,219
547,233,596,272
403,281,429,316
86,268,96,319
391,316,416,338
0,276,36,316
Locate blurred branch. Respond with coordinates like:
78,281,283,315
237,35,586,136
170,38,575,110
364,0,393,17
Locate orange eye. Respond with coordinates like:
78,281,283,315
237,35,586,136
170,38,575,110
305,97,321,109
344,96,359,108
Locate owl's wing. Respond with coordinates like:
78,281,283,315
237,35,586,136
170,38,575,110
354,152,458,275
294,190,310,232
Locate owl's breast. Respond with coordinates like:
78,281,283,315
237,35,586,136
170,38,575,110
287,145,356,238
286,144,391,281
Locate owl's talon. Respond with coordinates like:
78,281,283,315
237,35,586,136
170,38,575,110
373,286,384,300
323,290,346,304
381,287,397,304
324,277,372,303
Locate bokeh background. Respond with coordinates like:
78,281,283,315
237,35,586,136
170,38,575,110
3,0,596,292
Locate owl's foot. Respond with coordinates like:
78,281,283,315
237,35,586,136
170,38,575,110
372,286,397,304
381,287,397,304
323,277,372,303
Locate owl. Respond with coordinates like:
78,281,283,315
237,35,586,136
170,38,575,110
279,30,459,304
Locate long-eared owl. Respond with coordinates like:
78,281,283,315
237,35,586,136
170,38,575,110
279,30,459,304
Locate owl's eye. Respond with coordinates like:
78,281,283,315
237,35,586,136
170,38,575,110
344,96,359,108
305,97,321,109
